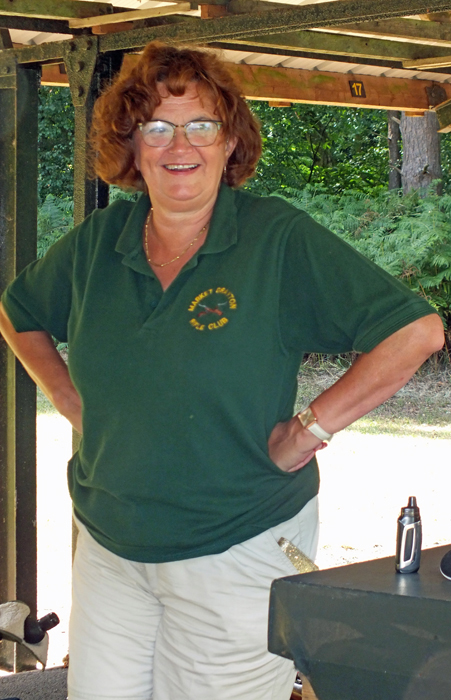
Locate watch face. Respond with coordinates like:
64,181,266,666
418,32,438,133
299,408,316,430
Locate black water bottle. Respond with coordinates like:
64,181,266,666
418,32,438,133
396,496,422,574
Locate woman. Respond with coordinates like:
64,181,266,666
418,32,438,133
0,43,444,700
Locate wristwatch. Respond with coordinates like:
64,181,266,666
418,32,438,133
297,406,333,442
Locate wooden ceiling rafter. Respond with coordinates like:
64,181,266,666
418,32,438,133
3,0,451,128
3,0,451,39
68,4,194,29
0,0,127,21
39,57,451,115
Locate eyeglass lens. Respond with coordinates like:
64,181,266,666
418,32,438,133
140,121,221,147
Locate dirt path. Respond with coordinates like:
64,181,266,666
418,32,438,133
36,414,451,668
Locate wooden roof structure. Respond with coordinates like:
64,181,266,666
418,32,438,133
2,0,451,674
3,1,451,120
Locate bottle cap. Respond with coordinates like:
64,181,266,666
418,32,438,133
402,496,420,516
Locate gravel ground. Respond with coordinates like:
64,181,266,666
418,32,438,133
34,367,451,668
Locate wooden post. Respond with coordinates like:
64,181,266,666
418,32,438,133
0,62,40,672
299,674,319,700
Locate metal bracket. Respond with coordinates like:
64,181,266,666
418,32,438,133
0,52,17,91
63,34,99,107
426,83,448,108
0,28,13,49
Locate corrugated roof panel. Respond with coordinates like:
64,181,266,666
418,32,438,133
217,49,255,64
10,29,68,44
308,59,360,72
384,68,451,82
242,53,286,66
277,56,329,69
347,64,392,76
409,70,451,82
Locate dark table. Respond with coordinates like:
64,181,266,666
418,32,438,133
269,545,451,700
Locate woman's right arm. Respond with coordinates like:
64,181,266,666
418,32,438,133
0,302,82,433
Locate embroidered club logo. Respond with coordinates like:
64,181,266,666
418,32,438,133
188,287,237,331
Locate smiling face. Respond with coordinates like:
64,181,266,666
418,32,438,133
133,82,236,215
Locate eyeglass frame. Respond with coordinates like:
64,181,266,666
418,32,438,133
137,119,224,147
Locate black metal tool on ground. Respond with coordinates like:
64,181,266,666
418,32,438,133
0,602,60,667
23,613,60,645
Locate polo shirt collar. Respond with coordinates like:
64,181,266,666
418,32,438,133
115,183,238,275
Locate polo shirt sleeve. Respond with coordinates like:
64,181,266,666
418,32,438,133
280,212,436,354
1,226,77,343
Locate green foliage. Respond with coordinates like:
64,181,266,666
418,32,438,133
38,86,74,203
438,132,451,195
37,195,73,259
247,103,389,196
37,190,139,260
109,185,140,203
276,185,451,331
37,189,140,259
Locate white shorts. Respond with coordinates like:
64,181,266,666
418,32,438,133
68,496,319,700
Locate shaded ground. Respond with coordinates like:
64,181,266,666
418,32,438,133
296,362,451,438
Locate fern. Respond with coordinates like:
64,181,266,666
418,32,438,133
37,195,73,258
275,185,451,329
37,189,138,259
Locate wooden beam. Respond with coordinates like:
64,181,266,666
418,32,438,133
226,62,451,111
4,0,451,61
0,13,79,34
40,63,69,85
0,0,117,21
223,5,451,50
403,55,451,68
299,675,319,700
69,4,193,29
201,4,230,19
41,58,451,113
268,100,292,106
231,29,451,62
227,0,292,12
92,21,134,35
419,11,451,21
97,0,451,54
0,28,12,48
320,18,451,47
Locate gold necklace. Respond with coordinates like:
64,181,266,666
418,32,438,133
144,208,208,268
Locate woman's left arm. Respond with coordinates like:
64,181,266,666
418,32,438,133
268,314,445,472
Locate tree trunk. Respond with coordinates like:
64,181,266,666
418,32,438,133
387,111,401,190
400,111,442,195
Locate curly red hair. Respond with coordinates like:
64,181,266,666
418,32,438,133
90,42,262,190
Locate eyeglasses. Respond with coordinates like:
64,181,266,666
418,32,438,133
137,119,223,147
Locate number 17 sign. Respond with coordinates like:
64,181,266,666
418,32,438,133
349,81,366,98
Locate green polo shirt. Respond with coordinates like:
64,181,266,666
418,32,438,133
1,184,434,562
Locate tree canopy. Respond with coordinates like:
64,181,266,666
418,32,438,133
246,103,389,197
38,87,451,200
38,86,74,204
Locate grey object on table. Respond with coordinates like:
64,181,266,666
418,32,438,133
269,545,451,700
